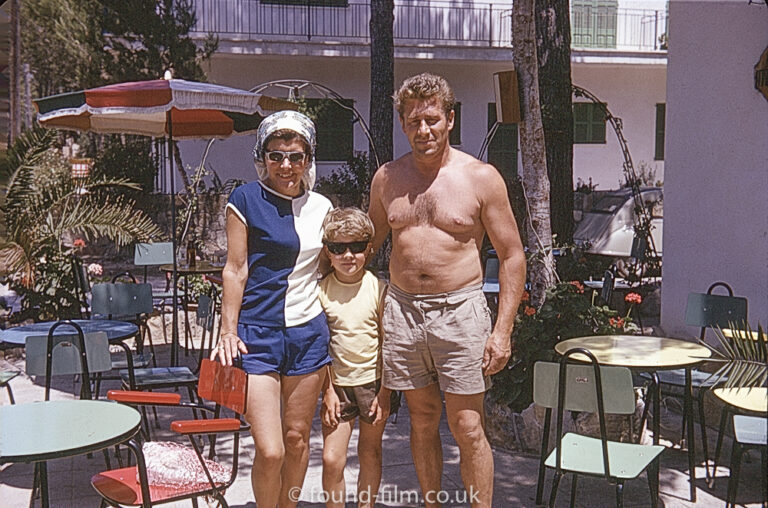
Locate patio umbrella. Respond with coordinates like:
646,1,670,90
33,77,298,365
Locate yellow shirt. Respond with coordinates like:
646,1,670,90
318,270,386,386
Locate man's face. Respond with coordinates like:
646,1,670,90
399,97,454,158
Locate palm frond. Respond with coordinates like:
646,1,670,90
707,321,768,390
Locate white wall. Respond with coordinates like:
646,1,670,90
661,0,768,338
572,64,666,189
183,53,665,192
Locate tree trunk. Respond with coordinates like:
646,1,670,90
9,0,22,143
512,0,555,306
535,0,574,245
369,0,395,170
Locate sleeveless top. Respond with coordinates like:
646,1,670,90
226,181,332,327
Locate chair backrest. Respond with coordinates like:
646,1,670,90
533,360,635,415
685,282,748,340
134,242,174,266
196,293,215,330
197,359,247,414
484,257,499,283
600,269,616,305
25,320,111,401
91,282,154,318
72,256,91,318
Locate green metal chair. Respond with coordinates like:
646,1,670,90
641,281,747,492
534,350,664,508
725,414,767,508
134,242,185,345
0,370,20,404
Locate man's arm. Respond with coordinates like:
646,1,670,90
478,165,526,375
368,166,391,254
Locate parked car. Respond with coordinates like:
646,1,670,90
574,187,663,273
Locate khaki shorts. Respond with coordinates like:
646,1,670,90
381,283,492,395
333,380,402,425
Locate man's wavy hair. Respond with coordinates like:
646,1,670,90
394,73,456,117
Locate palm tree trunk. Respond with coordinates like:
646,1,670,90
9,0,22,143
369,0,395,169
513,0,556,306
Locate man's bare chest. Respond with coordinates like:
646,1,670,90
384,185,479,234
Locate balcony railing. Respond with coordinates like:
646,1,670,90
191,0,667,52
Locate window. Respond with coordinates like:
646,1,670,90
305,98,354,162
449,102,462,146
487,103,518,181
573,102,606,144
261,0,349,6
654,103,665,160
571,0,617,49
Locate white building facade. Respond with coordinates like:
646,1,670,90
181,0,669,191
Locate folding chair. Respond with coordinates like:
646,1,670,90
534,350,664,508
0,370,20,404
72,255,91,319
91,359,249,508
25,320,114,502
641,281,747,492
725,414,767,508
134,242,187,345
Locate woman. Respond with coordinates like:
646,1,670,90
212,110,333,507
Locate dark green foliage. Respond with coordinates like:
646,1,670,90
92,137,157,193
315,152,372,208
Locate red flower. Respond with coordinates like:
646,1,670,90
609,317,625,329
569,280,585,293
625,292,642,305
73,238,86,249
524,306,536,316
520,290,530,302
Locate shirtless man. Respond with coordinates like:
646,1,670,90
368,73,526,507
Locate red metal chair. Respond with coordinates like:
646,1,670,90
91,359,249,507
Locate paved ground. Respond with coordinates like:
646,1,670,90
1,314,766,507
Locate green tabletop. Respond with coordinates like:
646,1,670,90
0,400,141,463
160,262,224,275
554,335,712,370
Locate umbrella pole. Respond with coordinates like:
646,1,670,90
168,111,179,367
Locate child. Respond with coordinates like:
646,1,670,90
318,207,398,508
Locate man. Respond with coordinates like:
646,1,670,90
369,73,526,507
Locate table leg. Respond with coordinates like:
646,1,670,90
651,372,661,503
685,367,697,501
40,461,49,508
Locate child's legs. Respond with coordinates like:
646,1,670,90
322,419,355,508
356,419,386,508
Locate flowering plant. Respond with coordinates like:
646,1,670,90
489,281,639,411
87,263,103,277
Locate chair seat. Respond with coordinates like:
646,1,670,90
111,352,153,370
120,367,197,388
639,368,722,388
91,467,225,506
544,433,664,479
733,415,768,446
0,371,20,384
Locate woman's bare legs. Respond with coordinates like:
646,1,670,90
356,419,386,508
322,419,354,508
279,369,326,507
244,373,283,508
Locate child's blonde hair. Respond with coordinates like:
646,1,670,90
322,207,375,243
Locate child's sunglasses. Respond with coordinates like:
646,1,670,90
265,150,307,164
324,241,369,255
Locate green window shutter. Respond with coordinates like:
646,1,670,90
654,103,666,160
261,0,349,6
572,0,617,49
306,98,354,162
449,102,462,146
487,103,518,182
573,102,607,144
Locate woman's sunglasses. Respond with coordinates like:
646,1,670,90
325,241,369,255
265,150,307,164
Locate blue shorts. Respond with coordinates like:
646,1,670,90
238,313,331,376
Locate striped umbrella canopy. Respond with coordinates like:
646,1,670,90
33,78,297,139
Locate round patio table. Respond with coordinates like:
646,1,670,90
713,387,767,413
160,262,223,365
555,334,712,503
0,400,141,508
0,319,139,346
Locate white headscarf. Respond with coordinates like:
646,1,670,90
253,110,317,191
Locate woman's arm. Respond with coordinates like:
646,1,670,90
211,208,249,366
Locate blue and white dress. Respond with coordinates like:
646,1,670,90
226,181,333,375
